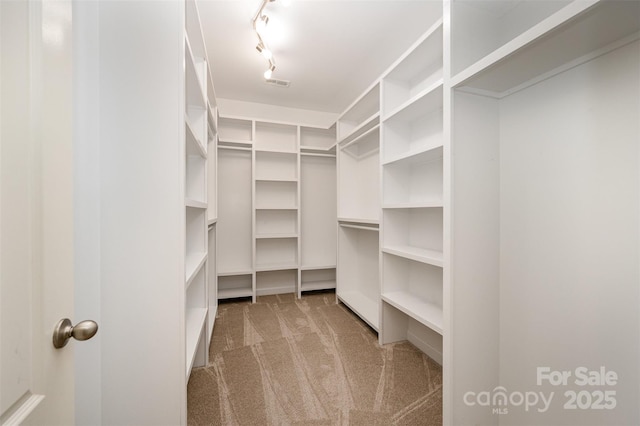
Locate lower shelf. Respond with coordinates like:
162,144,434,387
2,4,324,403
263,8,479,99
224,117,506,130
301,279,336,292
185,307,207,378
381,291,442,335
337,290,379,331
218,287,253,300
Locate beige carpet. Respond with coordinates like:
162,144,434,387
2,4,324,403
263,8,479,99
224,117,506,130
188,291,442,425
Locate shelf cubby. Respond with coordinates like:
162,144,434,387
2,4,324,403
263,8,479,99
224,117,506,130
186,206,207,284
381,253,443,334
255,209,297,237
218,273,254,300
255,150,298,181
382,19,443,116
382,207,443,267
256,269,297,296
255,237,298,271
300,268,336,292
185,265,207,378
300,125,336,151
382,146,443,207
301,154,336,270
381,86,443,163
338,128,380,223
217,147,253,275
255,122,297,152
255,180,298,210
337,82,380,144
337,224,380,330
218,116,253,144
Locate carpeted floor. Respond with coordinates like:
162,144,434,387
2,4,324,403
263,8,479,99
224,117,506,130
187,291,442,425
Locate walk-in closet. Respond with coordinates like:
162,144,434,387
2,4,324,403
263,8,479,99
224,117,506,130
2,0,638,425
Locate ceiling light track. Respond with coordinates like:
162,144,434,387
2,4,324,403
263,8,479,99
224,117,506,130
252,0,285,80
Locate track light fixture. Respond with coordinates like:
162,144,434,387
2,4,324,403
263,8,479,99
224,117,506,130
252,0,287,80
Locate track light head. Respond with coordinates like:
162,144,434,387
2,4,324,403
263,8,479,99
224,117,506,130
264,63,276,79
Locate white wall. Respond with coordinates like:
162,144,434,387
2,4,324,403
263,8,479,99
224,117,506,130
498,40,640,425
218,98,338,128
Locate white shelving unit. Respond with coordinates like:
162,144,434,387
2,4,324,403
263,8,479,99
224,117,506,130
217,116,254,301
446,1,640,424
300,125,337,296
336,82,382,330
184,0,213,382
379,19,444,364
253,122,300,296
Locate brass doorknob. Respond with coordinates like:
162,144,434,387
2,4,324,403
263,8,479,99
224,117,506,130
52,318,98,349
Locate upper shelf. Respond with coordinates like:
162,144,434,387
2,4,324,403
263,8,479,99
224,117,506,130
451,0,640,97
337,82,380,143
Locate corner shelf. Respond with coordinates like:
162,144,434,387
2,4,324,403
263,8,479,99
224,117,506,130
381,292,443,335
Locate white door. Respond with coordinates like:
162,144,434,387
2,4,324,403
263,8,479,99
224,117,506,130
1,0,91,423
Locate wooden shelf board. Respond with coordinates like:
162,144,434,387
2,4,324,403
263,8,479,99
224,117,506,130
207,217,218,226
301,280,336,292
255,206,298,211
382,245,443,267
381,291,443,335
218,287,253,300
218,138,252,148
185,198,207,209
451,0,640,96
382,144,443,167
337,290,379,331
382,201,443,209
184,37,206,109
185,119,207,158
338,113,381,146
255,233,298,239
300,265,336,271
218,269,253,277
255,147,297,154
338,217,379,226
382,80,443,123
254,177,298,183
185,251,207,286
185,307,207,377
255,263,298,272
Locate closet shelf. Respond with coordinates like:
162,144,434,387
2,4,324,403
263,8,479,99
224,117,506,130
218,287,253,300
186,119,207,158
338,113,380,146
451,0,640,97
382,201,443,209
255,206,298,211
338,217,379,226
301,280,336,292
185,198,207,209
300,264,337,271
255,233,298,239
218,138,253,149
382,245,443,267
254,177,298,183
254,147,297,154
338,291,379,331
381,292,442,335
218,269,253,277
339,124,380,159
185,307,207,378
184,37,206,109
382,80,443,123
255,263,298,272
383,145,443,167
185,251,207,286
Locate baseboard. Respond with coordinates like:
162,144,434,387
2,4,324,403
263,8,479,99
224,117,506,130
407,329,443,365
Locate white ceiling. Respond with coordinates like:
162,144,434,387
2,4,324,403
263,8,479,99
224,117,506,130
197,0,442,114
